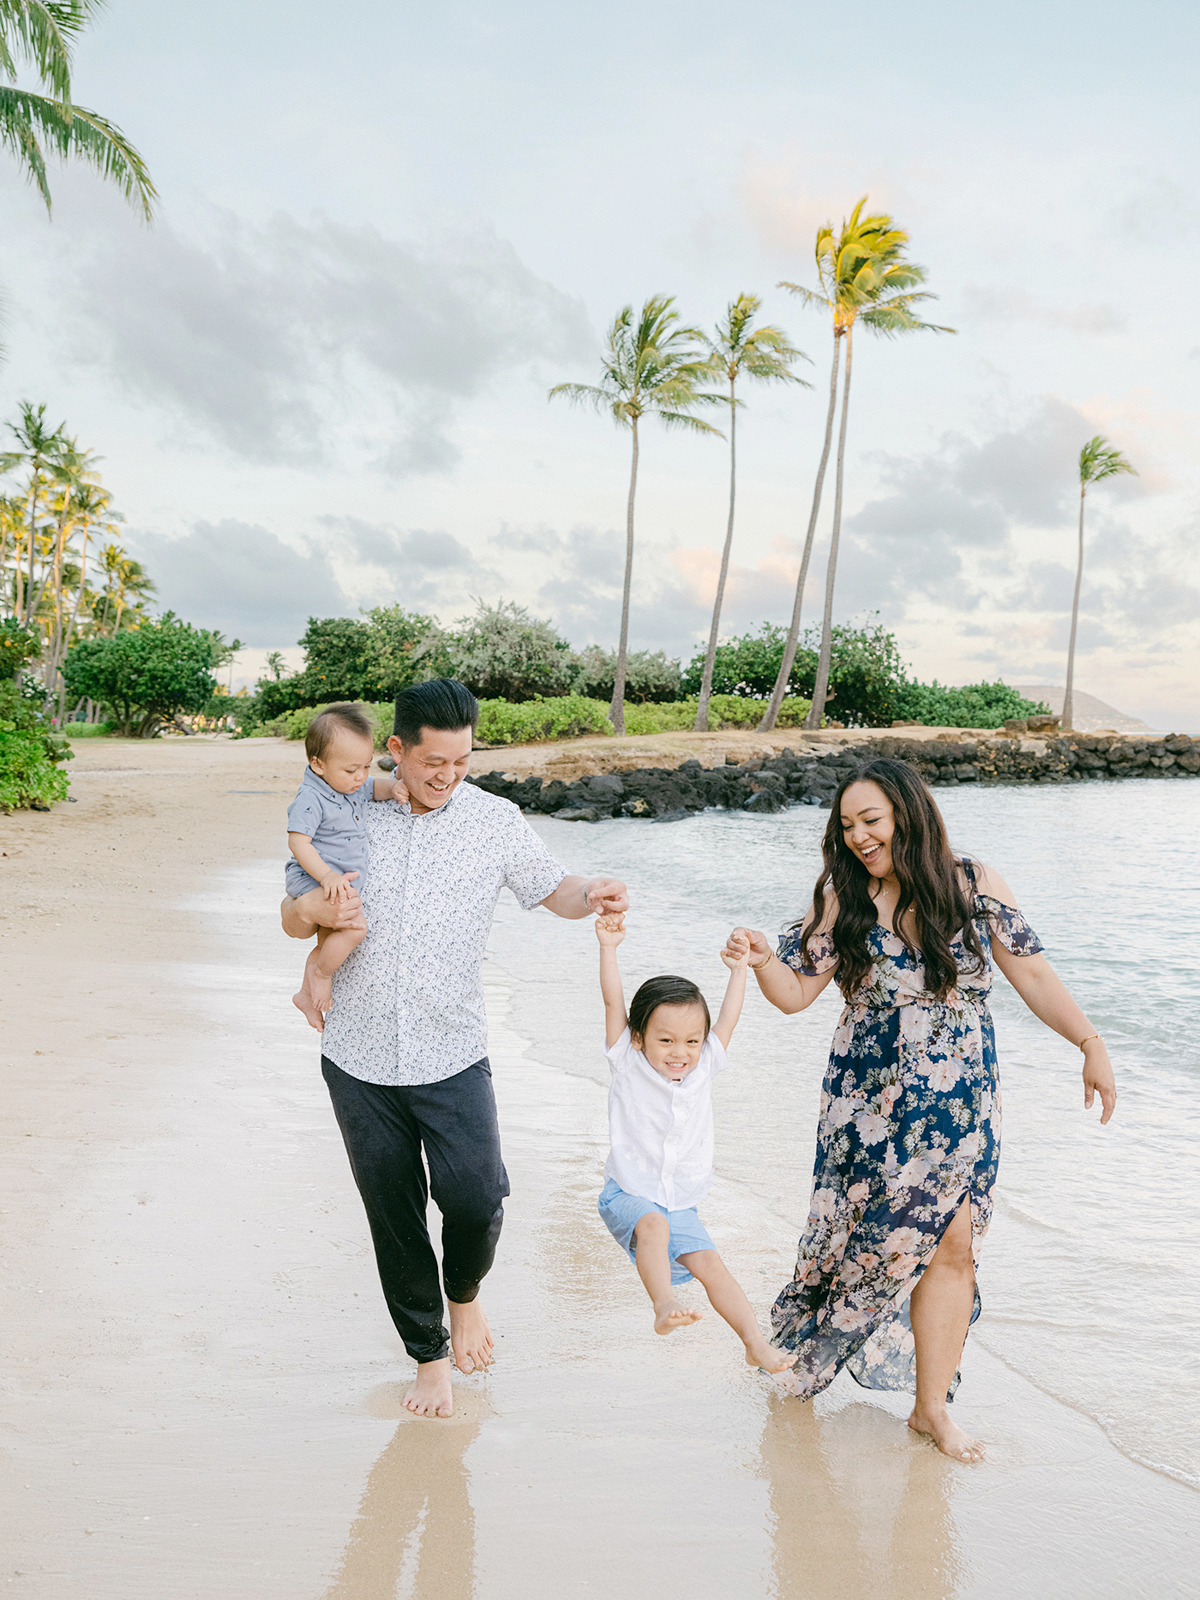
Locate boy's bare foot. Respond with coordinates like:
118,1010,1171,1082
653,1299,703,1334
744,1333,795,1373
908,1405,986,1463
291,985,325,1032
448,1299,494,1373
404,1358,453,1417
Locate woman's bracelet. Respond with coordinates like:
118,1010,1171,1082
1077,1033,1101,1051
749,951,774,971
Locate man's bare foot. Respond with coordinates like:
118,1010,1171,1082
404,1358,453,1417
448,1299,494,1374
908,1405,986,1463
744,1333,795,1373
291,985,325,1031
653,1299,703,1334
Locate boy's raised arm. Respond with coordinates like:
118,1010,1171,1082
595,915,628,1048
713,932,751,1049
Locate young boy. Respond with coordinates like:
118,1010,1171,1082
594,915,795,1374
286,703,407,1028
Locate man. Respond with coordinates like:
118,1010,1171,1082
282,678,628,1417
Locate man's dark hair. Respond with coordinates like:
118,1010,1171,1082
305,702,375,764
393,678,479,745
628,975,711,1046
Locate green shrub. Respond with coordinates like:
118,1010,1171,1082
63,613,224,736
892,680,1050,729
623,695,812,733
65,721,115,738
475,695,612,745
0,679,72,811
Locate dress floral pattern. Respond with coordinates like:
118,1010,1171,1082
770,859,1042,1399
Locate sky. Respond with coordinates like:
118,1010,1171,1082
2,0,1198,727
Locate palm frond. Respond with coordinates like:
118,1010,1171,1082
1079,434,1136,486
0,0,96,98
0,84,155,217
655,409,725,438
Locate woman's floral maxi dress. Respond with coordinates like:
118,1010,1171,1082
770,859,1042,1398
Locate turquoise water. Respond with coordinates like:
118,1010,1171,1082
488,779,1200,1489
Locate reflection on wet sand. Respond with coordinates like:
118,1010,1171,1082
322,1389,484,1600
762,1393,963,1600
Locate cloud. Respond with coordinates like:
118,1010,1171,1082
126,519,356,645
961,286,1124,335
66,211,592,472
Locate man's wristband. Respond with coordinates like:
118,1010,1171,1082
582,882,592,911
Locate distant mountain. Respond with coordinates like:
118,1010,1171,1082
1008,685,1152,734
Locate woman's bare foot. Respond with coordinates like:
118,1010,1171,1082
404,1358,453,1417
744,1333,795,1373
448,1299,494,1373
908,1405,985,1463
291,984,325,1032
653,1299,703,1334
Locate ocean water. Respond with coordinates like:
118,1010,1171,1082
486,778,1200,1490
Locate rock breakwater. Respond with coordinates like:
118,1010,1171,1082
466,731,1200,820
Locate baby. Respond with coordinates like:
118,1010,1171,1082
595,915,794,1374
286,702,407,1027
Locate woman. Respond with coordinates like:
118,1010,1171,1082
728,759,1116,1463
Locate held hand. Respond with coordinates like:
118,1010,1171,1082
595,913,626,947
1082,1042,1117,1125
726,926,771,969
721,929,751,971
584,877,629,917
390,777,410,807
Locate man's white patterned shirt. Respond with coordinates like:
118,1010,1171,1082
319,781,567,1085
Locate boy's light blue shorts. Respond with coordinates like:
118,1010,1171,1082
598,1178,715,1286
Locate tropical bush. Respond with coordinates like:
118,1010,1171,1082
0,676,72,811
682,619,905,725
268,701,394,747
475,695,612,745
622,695,813,733
891,680,1050,729
568,646,682,703
62,613,225,737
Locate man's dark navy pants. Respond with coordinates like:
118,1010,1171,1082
322,1055,509,1364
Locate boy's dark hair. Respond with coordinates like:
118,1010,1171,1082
393,678,479,745
305,702,375,764
628,975,711,1046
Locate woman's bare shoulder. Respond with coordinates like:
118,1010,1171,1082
961,857,1021,908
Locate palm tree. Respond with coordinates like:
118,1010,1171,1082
1062,436,1136,732
550,296,721,735
0,400,64,622
0,0,155,220
95,540,153,636
759,199,953,731
692,294,809,731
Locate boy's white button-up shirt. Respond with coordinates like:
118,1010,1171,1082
319,781,566,1087
603,1027,730,1211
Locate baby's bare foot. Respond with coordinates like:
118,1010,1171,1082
404,1358,453,1417
292,986,325,1032
744,1333,795,1374
448,1299,494,1374
653,1299,703,1334
309,971,333,1016
908,1405,986,1463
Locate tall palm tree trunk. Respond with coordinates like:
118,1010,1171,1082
805,325,854,730
22,471,41,624
610,419,640,737
1062,486,1086,732
57,527,90,723
759,334,842,732
695,377,739,732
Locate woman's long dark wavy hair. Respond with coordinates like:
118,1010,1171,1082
798,758,985,1001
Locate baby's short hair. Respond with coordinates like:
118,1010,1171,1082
305,703,375,764
628,975,711,1044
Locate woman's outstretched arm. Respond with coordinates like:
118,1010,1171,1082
723,925,838,1014
974,861,1117,1125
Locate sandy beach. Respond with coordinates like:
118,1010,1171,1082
2,734,1196,1599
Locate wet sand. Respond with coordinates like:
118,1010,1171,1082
2,736,1196,1599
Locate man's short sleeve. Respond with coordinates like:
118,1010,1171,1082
286,786,325,837
503,809,568,910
